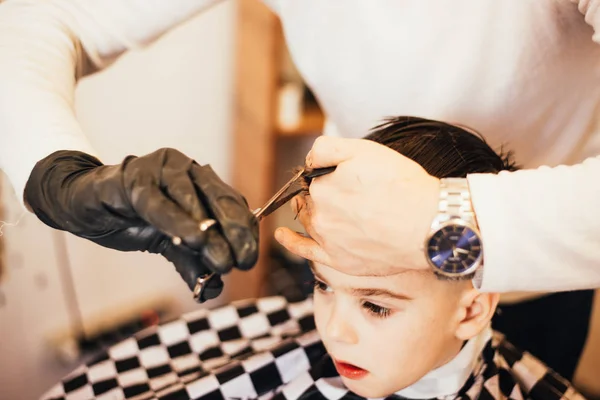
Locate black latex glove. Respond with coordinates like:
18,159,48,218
24,148,259,300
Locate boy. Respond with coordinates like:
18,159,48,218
43,118,585,400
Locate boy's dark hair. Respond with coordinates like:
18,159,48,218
364,116,518,177
364,116,518,281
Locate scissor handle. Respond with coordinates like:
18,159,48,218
303,166,337,180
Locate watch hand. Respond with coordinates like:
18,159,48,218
455,248,469,255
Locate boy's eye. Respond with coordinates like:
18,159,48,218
313,279,332,293
362,301,392,318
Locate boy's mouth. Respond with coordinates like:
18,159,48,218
333,358,368,380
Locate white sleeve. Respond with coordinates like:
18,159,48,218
468,156,600,293
0,0,224,206
470,1,600,293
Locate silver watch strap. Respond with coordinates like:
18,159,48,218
437,178,484,283
438,178,476,223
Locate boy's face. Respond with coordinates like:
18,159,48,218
311,262,487,398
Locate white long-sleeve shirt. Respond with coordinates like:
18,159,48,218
1,0,599,294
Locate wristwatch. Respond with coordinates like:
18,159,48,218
424,178,483,278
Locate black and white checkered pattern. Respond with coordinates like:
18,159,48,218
41,296,586,400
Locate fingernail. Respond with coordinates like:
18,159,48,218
274,228,284,242
306,150,313,167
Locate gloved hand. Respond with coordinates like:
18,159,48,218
23,148,259,300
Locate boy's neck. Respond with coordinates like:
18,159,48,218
394,326,492,399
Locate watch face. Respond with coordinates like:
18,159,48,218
427,223,482,275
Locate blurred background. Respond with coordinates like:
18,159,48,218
0,1,598,399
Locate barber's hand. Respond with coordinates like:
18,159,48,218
24,148,259,296
275,136,440,276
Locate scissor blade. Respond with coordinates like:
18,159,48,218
253,166,337,221
253,187,304,220
253,168,305,220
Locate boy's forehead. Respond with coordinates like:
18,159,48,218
311,261,436,291
311,261,430,278
311,263,470,306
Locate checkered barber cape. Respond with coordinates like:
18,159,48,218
42,296,585,400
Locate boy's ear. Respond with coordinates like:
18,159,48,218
454,289,499,341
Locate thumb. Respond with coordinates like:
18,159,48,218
306,136,366,168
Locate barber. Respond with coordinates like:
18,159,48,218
1,1,600,298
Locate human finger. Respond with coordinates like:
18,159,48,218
274,227,331,266
306,136,367,169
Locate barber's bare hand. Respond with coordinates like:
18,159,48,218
275,136,440,276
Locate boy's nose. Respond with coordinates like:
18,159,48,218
325,301,359,344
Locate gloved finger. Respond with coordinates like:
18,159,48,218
159,164,239,273
158,172,238,272
131,182,210,247
198,274,224,302
201,228,236,274
159,166,233,255
190,164,259,271
161,164,206,223
161,240,225,297
160,241,208,290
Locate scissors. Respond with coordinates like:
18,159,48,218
190,166,336,302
